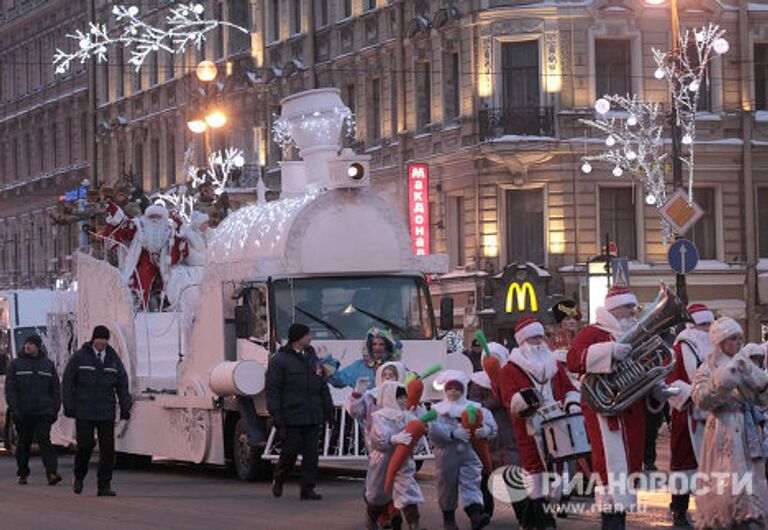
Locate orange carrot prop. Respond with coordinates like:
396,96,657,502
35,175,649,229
476,330,502,390
404,363,443,410
384,410,438,494
461,404,493,475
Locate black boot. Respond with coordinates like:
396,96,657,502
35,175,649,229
669,494,691,527
402,505,420,530
600,511,626,530
465,503,491,530
442,510,459,530
367,503,386,530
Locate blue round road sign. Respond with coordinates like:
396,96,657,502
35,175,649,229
668,239,699,275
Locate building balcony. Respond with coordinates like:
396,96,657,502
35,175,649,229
478,106,556,141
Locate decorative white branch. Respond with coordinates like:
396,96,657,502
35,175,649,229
580,95,672,242
53,3,248,74
652,23,728,199
154,147,245,220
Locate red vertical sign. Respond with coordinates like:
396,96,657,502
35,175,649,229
408,164,430,256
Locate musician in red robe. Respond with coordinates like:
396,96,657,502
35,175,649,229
105,201,173,308
567,285,644,530
500,316,580,530
666,303,715,527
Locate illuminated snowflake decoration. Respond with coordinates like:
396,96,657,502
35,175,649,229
53,3,248,74
153,147,245,220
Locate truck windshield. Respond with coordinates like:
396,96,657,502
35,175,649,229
272,276,435,341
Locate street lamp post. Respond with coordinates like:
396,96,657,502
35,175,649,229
187,61,227,160
647,0,687,305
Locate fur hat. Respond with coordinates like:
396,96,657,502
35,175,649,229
688,303,715,325
709,317,742,347
144,203,169,219
604,285,638,311
514,316,545,346
551,299,582,323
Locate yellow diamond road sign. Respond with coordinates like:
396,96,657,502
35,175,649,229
659,189,704,236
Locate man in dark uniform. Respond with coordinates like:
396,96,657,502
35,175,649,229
266,323,334,500
62,325,132,497
5,334,62,485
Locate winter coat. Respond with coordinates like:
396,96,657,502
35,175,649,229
62,342,132,422
266,344,335,427
5,349,61,419
329,358,378,389
691,350,768,529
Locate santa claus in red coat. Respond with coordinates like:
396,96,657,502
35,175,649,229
567,285,643,530
105,200,174,307
665,303,715,527
500,316,580,530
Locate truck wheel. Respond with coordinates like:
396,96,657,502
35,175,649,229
4,415,17,456
233,418,271,482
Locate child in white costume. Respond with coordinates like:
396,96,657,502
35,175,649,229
365,382,424,530
429,369,498,530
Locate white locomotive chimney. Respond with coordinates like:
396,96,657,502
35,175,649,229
276,88,352,191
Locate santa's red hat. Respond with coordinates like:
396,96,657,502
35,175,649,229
604,285,638,311
687,303,714,325
514,316,545,346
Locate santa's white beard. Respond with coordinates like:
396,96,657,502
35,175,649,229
141,217,171,255
521,342,553,359
618,317,637,333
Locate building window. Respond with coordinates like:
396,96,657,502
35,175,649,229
52,122,58,167
599,187,637,260
24,134,31,176
759,188,768,258
688,188,716,260
506,188,545,265
166,133,176,185
443,51,460,122
150,138,160,190
132,65,143,93
755,44,768,111
228,0,251,54
366,0,376,11
343,0,352,18
292,0,301,35
415,61,431,132
101,62,110,103
38,127,45,172
368,78,381,144
500,41,542,135
133,141,144,179
80,113,88,161
116,48,125,98
149,53,158,87
317,0,329,27
214,2,225,59
595,39,631,97
390,73,398,137
447,195,465,267
270,0,280,42
166,49,175,82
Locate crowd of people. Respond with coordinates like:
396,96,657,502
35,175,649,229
8,282,768,530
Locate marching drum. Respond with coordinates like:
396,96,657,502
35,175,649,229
540,412,591,463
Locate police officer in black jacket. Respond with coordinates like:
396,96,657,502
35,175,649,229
266,323,334,501
5,334,62,485
62,325,132,497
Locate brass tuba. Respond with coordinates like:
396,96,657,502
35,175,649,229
581,283,690,415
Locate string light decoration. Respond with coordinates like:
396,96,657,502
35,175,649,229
53,3,248,74
652,23,728,199
153,147,245,220
580,95,672,242
272,107,356,151
580,24,728,243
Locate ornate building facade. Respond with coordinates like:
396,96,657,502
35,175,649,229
1,0,767,339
